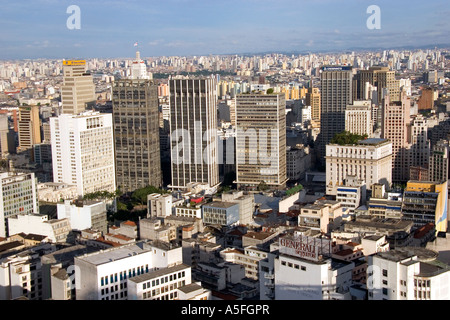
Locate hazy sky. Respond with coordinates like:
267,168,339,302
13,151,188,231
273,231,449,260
0,0,449,59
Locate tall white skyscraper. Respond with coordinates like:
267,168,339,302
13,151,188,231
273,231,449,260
169,77,219,190
50,111,116,197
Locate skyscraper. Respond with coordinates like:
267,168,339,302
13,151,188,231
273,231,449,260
61,60,96,115
429,139,449,183
381,91,411,183
17,105,41,159
319,66,353,163
169,77,219,190
344,100,372,137
356,66,400,103
112,78,162,192
410,114,430,169
235,92,287,190
50,111,116,197
305,87,321,127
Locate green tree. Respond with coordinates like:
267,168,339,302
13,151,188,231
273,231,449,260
257,181,269,191
266,88,274,94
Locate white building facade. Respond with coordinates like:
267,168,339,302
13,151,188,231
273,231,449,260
50,111,116,197
326,138,392,196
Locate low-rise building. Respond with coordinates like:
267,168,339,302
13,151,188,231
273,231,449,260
8,214,72,243
368,247,450,300
127,263,211,300
74,240,182,300
202,201,240,226
57,200,107,235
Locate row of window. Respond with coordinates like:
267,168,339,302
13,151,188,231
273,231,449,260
100,265,149,286
142,271,185,290
281,260,307,271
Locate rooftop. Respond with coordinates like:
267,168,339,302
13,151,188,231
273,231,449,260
203,201,238,209
376,247,439,263
128,264,190,283
178,283,204,294
75,242,151,266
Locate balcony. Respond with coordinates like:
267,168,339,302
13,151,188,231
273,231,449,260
264,272,274,280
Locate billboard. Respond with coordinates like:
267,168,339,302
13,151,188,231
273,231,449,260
279,235,332,262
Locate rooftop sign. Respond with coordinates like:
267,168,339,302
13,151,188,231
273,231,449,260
322,66,352,71
63,60,86,66
279,235,332,262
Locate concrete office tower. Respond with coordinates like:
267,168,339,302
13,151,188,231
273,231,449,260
356,66,400,103
112,79,162,192
319,66,353,164
17,105,41,154
410,114,430,169
235,92,287,190
61,60,96,115
382,91,411,183
326,138,392,196
429,140,449,183
131,51,151,80
0,172,39,238
305,87,321,126
345,100,372,137
50,111,116,197
169,77,219,190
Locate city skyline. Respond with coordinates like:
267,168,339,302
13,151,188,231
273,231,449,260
1,0,449,60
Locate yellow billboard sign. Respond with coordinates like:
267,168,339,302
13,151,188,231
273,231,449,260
63,60,86,66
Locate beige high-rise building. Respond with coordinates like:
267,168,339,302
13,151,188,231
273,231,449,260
382,91,411,183
18,105,41,155
235,92,287,190
345,100,372,137
356,66,400,103
61,60,96,115
305,87,321,127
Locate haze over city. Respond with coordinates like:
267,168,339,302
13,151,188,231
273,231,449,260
1,0,449,59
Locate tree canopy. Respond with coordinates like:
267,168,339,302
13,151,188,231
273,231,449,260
330,131,368,145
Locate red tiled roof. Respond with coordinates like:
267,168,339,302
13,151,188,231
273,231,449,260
414,223,435,239
123,220,137,227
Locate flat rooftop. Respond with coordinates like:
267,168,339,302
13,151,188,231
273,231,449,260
203,201,238,209
376,247,439,263
75,242,151,266
128,264,190,283
357,138,389,146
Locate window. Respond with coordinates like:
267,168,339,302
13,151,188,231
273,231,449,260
382,288,388,296
382,269,388,277
301,266,306,271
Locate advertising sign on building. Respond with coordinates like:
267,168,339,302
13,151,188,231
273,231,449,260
279,235,331,262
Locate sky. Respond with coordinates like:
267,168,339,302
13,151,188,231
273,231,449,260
0,0,449,60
